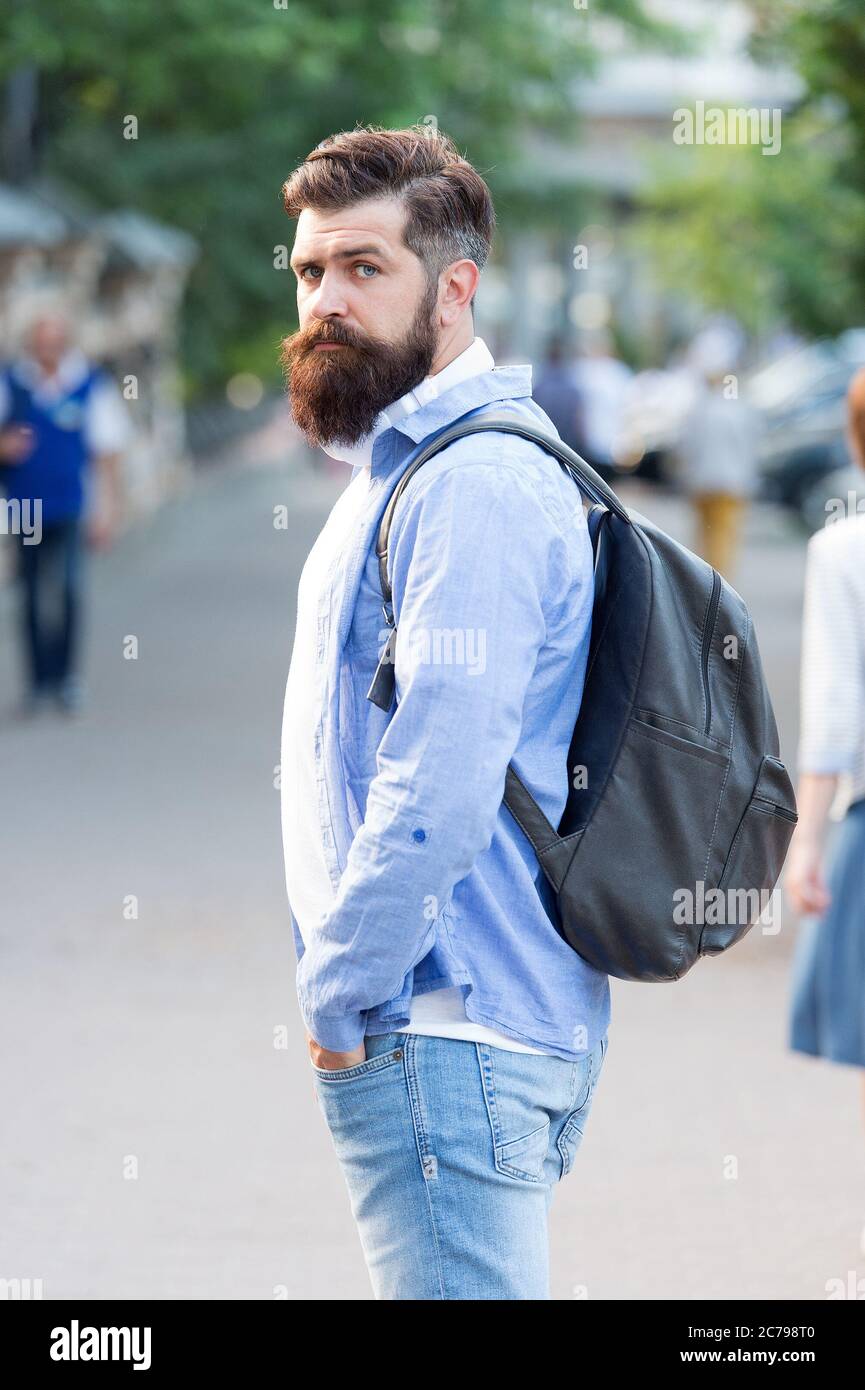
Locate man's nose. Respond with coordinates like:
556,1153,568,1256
308,274,349,320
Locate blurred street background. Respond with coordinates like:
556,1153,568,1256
2,0,865,1299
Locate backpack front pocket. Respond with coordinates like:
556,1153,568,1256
563,713,731,978
699,756,798,956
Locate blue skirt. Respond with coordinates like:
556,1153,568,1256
788,797,865,1069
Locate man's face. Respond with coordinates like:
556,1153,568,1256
28,317,69,373
280,197,440,448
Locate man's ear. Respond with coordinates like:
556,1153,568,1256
439,259,479,327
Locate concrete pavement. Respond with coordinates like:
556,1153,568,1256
1,451,862,1301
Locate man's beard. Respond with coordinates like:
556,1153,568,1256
279,282,439,449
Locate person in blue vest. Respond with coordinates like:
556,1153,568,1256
0,311,129,715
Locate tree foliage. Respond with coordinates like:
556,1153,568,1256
2,0,674,392
635,0,865,339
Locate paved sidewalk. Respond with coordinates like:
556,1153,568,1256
1,458,861,1300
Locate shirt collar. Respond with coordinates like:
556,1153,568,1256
320,336,527,474
369,357,533,480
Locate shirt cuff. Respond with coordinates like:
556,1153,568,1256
300,1002,368,1053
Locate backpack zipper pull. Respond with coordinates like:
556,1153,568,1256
367,625,397,711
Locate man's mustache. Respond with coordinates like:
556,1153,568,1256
292,323,373,355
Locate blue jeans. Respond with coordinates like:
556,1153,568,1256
311,1029,608,1299
13,515,83,693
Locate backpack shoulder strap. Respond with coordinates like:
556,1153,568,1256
367,410,630,712
366,410,633,879
374,410,631,617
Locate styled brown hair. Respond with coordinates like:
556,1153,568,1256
282,123,496,310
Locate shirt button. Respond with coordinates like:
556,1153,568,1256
411,828,426,843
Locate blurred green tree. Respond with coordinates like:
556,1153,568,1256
1,0,677,394
635,0,865,341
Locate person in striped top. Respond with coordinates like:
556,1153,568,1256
787,365,865,1252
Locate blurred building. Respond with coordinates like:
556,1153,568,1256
476,0,803,368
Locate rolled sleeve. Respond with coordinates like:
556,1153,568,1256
296,456,555,1051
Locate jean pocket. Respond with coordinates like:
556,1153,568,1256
475,1044,568,1184
495,1120,551,1182
556,1038,605,1181
310,1031,405,1084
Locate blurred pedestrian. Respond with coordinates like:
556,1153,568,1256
532,334,586,455
569,330,633,477
675,347,760,581
0,310,130,716
786,365,865,1253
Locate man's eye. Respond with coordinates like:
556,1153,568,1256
355,264,379,278
299,267,322,281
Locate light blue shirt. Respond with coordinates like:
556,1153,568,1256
288,359,611,1060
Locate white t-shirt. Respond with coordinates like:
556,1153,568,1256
280,465,373,938
281,336,552,1055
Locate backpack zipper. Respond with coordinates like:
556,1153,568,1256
700,570,722,736
752,795,798,822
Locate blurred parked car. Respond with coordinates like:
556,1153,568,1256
747,331,865,531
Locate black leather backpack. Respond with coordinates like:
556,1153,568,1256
367,410,799,982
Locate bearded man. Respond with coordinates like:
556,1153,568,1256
278,123,610,1301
